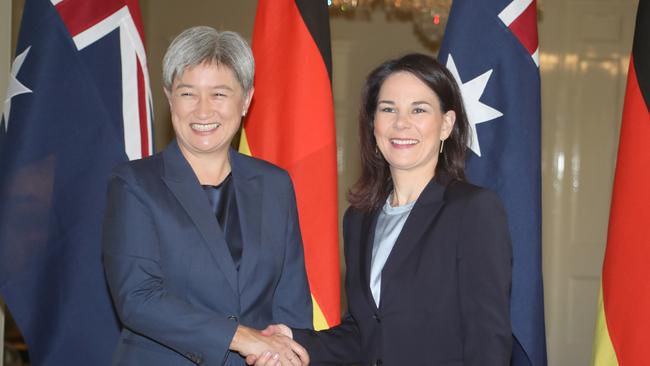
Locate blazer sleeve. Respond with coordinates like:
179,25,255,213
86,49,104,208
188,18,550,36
292,208,362,365
102,171,238,365
457,189,513,365
293,312,362,365
271,177,313,329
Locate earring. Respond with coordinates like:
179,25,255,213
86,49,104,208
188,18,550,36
439,139,445,154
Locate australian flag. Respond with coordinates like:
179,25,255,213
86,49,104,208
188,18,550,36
438,0,547,365
0,0,153,365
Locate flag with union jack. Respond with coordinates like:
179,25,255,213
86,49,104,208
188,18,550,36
0,0,153,364
438,0,546,365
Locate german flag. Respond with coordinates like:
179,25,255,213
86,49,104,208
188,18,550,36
592,2,650,365
239,0,340,330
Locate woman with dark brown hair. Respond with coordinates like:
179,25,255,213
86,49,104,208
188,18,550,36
251,53,512,366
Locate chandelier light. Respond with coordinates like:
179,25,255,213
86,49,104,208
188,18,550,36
328,0,453,44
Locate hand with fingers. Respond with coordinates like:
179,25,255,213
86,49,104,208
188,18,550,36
248,350,281,366
260,324,293,338
244,324,307,366
232,325,308,366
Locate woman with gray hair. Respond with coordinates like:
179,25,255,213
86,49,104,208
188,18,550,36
102,26,312,366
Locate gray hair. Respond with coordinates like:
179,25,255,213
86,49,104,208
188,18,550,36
162,26,254,94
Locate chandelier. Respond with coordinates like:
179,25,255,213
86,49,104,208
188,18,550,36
328,0,453,44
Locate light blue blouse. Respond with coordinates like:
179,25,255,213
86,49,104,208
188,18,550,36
370,196,416,307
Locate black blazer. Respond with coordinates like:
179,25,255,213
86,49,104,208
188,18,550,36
294,177,512,366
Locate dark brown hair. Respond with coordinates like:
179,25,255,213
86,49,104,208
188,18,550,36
348,53,470,212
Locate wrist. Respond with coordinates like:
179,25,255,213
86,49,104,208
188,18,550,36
230,325,251,352
285,325,294,339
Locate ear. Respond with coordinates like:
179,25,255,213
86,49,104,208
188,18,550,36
242,87,255,116
441,110,456,140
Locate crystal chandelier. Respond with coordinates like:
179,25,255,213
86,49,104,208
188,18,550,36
328,0,453,44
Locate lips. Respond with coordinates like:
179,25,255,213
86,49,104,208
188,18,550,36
190,122,220,132
390,138,419,146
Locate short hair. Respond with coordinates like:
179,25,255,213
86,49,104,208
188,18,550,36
162,26,254,94
348,53,470,212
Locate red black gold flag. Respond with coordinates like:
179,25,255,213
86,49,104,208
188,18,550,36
240,0,340,330
592,2,650,364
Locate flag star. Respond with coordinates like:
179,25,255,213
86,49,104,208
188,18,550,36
3,46,33,131
445,54,503,157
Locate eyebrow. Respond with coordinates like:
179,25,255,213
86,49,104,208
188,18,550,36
174,83,234,91
377,100,432,106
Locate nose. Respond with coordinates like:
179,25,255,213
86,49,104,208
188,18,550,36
195,94,213,120
393,110,410,130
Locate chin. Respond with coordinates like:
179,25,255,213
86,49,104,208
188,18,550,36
388,163,417,171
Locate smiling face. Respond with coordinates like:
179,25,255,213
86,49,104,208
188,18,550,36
165,62,252,160
374,71,455,177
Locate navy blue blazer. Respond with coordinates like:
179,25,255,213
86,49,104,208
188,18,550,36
294,177,512,366
102,140,312,366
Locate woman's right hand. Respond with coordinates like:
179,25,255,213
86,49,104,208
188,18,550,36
261,324,293,339
244,324,305,366
235,325,307,366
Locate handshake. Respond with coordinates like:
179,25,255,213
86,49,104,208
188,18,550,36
231,323,309,366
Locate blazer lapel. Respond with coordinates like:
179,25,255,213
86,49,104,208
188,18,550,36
380,176,449,302
229,151,262,293
161,141,239,295
359,208,380,312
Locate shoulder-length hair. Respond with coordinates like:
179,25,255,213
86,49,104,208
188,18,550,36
348,53,470,212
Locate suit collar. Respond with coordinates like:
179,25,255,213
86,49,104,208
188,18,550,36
161,140,192,182
229,152,262,293
360,209,381,312
411,172,450,206
161,140,263,295
161,140,260,182
364,175,451,310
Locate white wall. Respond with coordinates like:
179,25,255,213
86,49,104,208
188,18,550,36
540,0,637,364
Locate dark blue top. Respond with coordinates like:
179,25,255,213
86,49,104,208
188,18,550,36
203,173,243,270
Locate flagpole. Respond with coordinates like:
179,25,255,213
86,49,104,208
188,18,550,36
0,0,12,363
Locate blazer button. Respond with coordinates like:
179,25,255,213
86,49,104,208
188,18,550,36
373,314,381,323
227,315,239,322
185,352,200,363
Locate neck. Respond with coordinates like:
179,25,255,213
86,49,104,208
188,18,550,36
180,147,232,185
390,167,435,207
